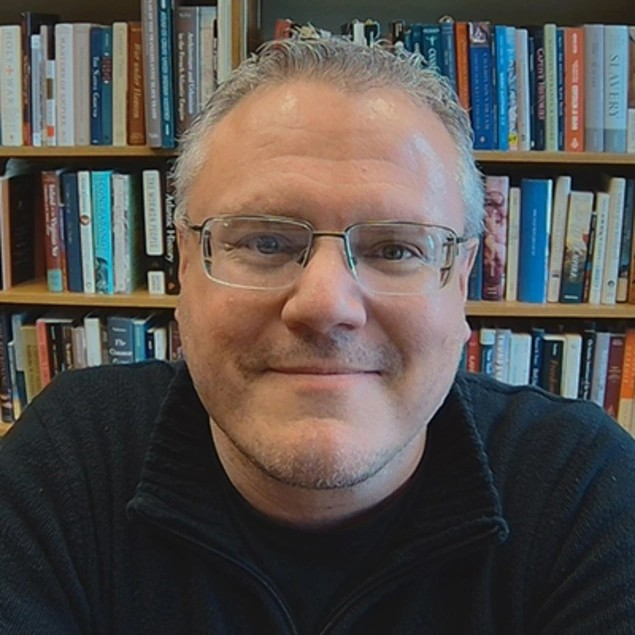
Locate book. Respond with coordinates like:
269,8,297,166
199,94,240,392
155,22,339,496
89,25,103,145
468,22,495,150
543,23,559,152
127,21,146,145
112,21,128,146
559,190,594,303
584,24,605,152
141,0,162,147
590,330,612,407
603,25,629,153
61,172,84,292
454,21,470,112
479,327,496,376
157,0,176,148
563,27,585,151
616,179,634,302
20,12,59,145
493,25,509,151
91,170,115,294
529,25,546,151
41,169,66,292
561,333,583,399
518,178,553,303
547,175,572,302
482,175,509,300
0,25,24,146
601,177,626,305
505,185,521,301
604,333,625,418
588,192,610,305
107,314,136,364
175,5,200,138
515,28,531,151
540,334,565,395
100,25,114,145
508,332,532,385
77,170,96,294
142,168,166,294
54,23,75,146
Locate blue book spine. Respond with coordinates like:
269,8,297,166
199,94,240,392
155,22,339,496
556,27,565,151
89,26,102,145
439,21,457,91
61,172,84,293
100,26,113,145
518,178,552,303
467,238,483,300
468,22,495,150
133,317,152,362
421,24,442,73
91,170,114,294
158,0,176,148
494,25,509,151
409,23,423,54
505,26,518,150
107,315,135,364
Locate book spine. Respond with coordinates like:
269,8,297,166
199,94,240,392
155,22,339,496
479,327,496,376
564,27,585,152
543,24,559,151
54,23,74,146
77,170,96,294
141,0,162,147
559,190,594,303
482,175,509,300
561,333,583,398
584,24,605,152
198,7,217,111
89,26,102,145
604,333,625,417
43,26,56,146
100,26,113,145
547,175,572,302
91,171,114,294
107,315,135,364
30,34,43,146
439,20,457,91
61,172,83,292
518,179,552,303
540,335,564,395
530,26,546,151
142,169,166,294
163,169,180,294
41,171,65,292
127,22,146,145
617,179,634,302
468,22,495,150
601,177,626,305
0,25,25,146
515,28,531,151
494,25,509,151
158,0,176,148
112,22,128,146
578,326,596,400
73,24,91,147
505,26,518,151
454,21,470,112
604,25,629,153
505,185,521,301
617,328,635,428
588,192,610,305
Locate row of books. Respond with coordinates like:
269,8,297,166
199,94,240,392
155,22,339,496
0,309,181,424
462,324,635,435
278,18,635,153
0,2,232,148
0,162,179,295
469,175,635,304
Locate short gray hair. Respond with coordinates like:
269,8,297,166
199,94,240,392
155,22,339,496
173,37,485,237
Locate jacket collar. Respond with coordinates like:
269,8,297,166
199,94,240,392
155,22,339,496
127,363,508,560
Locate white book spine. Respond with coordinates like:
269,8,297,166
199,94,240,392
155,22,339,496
83,315,104,367
78,170,96,294
584,24,605,152
45,59,56,146
147,271,166,295
547,175,572,302
601,177,626,304
603,25,629,153
509,332,532,386
73,24,92,147
561,333,582,399
216,0,232,83
628,110,635,153
515,28,531,151
152,326,168,360
493,329,511,383
505,185,521,301
199,6,217,110
112,173,128,293
590,331,611,407
543,24,559,152
55,23,75,146
0,25,24,146
30,34,43,146
588,192,610,305
142,170,164,256
112,22,129,146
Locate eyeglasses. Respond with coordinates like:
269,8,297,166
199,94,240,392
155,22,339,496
185,215,471,296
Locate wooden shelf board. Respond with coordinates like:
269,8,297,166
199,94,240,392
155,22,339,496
0,281,177,309
474,151,635,165
0,146,177,158
466,300,635,319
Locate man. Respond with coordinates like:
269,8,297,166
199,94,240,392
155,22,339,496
1,38,634,634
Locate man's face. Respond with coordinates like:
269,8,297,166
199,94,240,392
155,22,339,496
176,81,474,492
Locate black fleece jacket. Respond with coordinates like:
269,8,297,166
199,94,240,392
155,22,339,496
0,361,634,634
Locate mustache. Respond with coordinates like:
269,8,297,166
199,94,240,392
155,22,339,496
237,332,403,374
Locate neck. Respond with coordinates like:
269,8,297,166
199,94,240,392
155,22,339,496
210,420,426,529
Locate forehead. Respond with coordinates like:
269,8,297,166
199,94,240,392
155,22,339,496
187,81,463,229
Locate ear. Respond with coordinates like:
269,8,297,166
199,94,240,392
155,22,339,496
456,237,480,301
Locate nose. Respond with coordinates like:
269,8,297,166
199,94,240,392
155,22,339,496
280,238,368,335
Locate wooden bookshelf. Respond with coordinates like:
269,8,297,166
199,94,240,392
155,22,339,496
0,146,175,158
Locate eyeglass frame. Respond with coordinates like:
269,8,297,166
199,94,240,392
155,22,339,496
182,214,475,295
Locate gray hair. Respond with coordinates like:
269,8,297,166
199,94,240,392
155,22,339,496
173,37,485,237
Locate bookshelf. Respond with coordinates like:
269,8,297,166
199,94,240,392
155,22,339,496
0,0,632,434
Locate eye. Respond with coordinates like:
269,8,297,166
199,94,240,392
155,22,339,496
238,233,290,255
370,241,422,261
